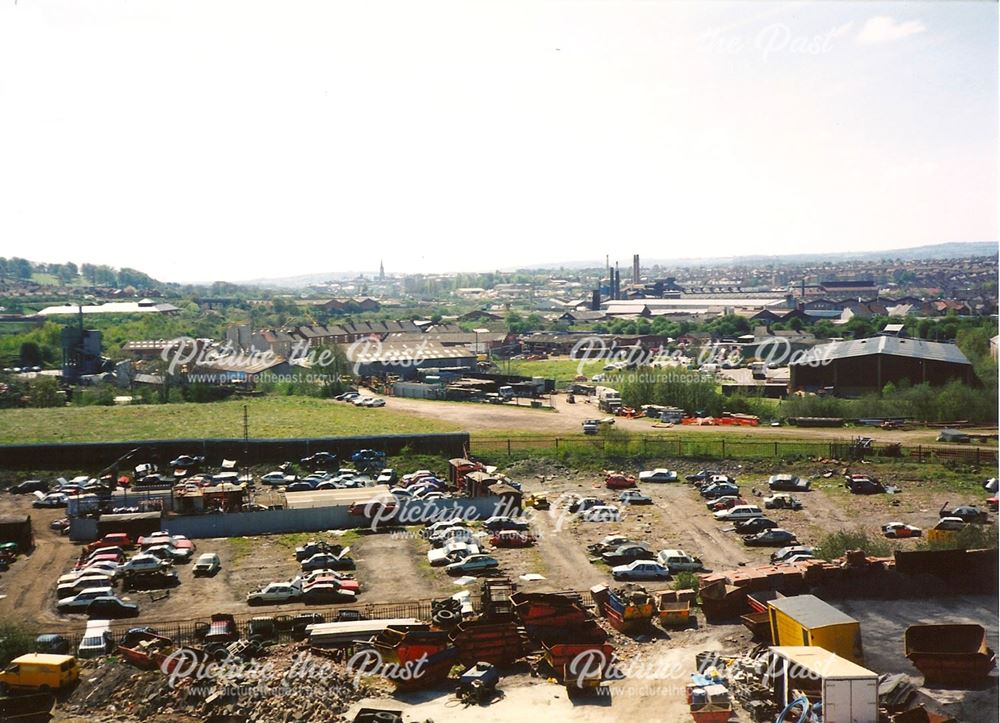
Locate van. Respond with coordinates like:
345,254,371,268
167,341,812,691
0,653,80,692
77,620,113,659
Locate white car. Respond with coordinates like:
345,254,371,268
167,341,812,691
656,549,703,572
122,554,169,573
193,552,221,576
247,582,301,605
78,620,113,659
713,505,763,521
72,561,121,578
428,542,480,566
56,575,116,599
933,517,966,532
58,568,116,586
639,469,678,483
144,544,192,563
32,492,68,508
368,398,386,407
261,471,295,485
612,560,671,581
138,531,185,549
582,505,622,522
423,520,468,537
57,587,115,612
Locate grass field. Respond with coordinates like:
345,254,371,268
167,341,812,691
0,397,460,443
505,357,605,384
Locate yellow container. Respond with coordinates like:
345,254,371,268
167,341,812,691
768,595,864,665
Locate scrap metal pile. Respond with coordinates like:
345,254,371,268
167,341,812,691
302,579,616,693
698,547,998,622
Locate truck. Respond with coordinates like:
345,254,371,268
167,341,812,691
659,407,685,424
595,386,622,414
498,386,514,401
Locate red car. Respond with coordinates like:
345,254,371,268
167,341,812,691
605,473,637,490
707,496,748,512
85,533,134,553
297,571,360,593
987,496,998,512
490,531,537,548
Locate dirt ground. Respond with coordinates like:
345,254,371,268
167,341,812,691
347,623,757,723
1,454,997,722
2,455,995,631
0,495,457,632
831,596,999,723
375,388,999,446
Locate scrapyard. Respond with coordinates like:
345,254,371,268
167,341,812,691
0,446,995,723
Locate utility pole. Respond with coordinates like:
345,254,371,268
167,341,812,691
243,404,249,477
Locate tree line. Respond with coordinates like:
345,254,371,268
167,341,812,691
0,257,159,289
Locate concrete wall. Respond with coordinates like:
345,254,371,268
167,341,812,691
0,433,469,471
159,496,513,539
69,516,99,542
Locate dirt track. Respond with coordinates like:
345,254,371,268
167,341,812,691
374,390,999,446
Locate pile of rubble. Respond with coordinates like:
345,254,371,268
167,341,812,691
57,643,388,723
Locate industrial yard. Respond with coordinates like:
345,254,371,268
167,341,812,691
0,445,995,723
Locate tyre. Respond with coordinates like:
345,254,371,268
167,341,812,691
433,609,458,626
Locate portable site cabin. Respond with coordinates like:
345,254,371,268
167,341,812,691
0,516,33,552
768,646,878,723
768,595,864,665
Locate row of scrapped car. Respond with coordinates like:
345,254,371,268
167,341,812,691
257,449,393,492
687,470,806,550
244,540,359,606
421,515,541,577
586,534,704,582
53,531,205,620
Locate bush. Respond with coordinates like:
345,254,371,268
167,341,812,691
673,571,700,592
0,621,36,666
917,525,999,551
813,530,893,561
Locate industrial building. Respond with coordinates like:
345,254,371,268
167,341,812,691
38,299,180,315
789,336,975,394
342,341,475,379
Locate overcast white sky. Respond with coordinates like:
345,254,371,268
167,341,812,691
0,1,996,282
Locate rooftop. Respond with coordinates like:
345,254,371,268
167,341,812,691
38,300,180,315
790,336,972,367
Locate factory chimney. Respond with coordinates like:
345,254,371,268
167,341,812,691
632,254,640,284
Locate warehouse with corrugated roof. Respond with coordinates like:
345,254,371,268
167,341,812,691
789,336,975,393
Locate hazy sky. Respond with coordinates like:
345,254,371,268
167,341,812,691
0,1,996,282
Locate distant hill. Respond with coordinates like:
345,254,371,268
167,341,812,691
237,271,365,288
508,241,999,272
229,241,999,287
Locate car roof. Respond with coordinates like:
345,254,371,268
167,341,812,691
13,653,76,665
